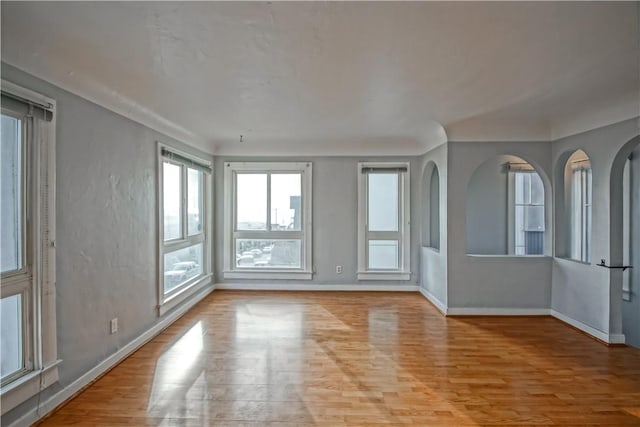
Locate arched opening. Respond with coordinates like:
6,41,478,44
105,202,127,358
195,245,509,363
466,155,547,255
421,162,440,249
558,149,593,262
611,136,640,348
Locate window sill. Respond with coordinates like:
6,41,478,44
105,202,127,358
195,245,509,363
159,274,213,316
1,360,61,415
223,270,313,280
555,257,591,266
422,246,440,254
357,271,411,281
466,254,550,259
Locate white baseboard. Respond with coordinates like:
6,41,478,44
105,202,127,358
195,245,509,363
550,309,625,344
418,287,447,315
11,284,215,427
215,283,419,291
447,307,551,316
609,334,626,344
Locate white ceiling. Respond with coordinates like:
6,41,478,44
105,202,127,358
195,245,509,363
2,2,638,155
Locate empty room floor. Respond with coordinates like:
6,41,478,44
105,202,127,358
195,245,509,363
40,291,640,426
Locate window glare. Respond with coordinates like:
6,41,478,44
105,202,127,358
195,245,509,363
1,114,23,273
368,240,399,269
163,162,182,241
0,294,23,381
368,173,399,232
237,174,267,230
270,174,302,231
187,168,203,236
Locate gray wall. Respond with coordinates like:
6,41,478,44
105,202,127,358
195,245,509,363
418,144,447,307
551,118,639,337
447,141,553,309
465,155,510,255
1,63,213,424
214,156,421,286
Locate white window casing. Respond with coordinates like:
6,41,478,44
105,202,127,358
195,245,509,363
1,80,59,415
357,162,411,281
157,144,213,316
223,162,313,280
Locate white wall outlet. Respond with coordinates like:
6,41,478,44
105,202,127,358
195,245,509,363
110,318,118,334
336,265,343,274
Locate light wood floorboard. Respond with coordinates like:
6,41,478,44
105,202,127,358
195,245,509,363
38,291,640,426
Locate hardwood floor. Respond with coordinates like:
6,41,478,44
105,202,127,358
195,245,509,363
39,291,640,426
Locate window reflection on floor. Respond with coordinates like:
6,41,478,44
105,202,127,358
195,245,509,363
235,304,303,340
148,321,204,415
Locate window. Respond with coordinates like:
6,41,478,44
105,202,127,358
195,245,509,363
421,162,440,249
568,151,592,263
513,171,545,255
223,162,312,279
1,81,58,414
357,162,411,280
159,146,212,315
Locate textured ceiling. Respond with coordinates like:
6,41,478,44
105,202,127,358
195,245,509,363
2,2,638,155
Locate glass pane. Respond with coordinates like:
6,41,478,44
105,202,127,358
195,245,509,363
571,169,583,260
237,174,267,230
1,115,23,273
163,243,203,294
515,206,525,246
368,240,399,270
187,168,203,236
235,239,301,269
1,294,23,380
530,173,544,205
270,174,302,231
515,173,526,205
525,205,545,231
586,168,592,205
163,162,182,241
368,173,399,232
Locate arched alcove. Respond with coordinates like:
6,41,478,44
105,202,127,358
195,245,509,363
421,162,440,249
555,149,593,262
466,155,548,255
610,136,640,348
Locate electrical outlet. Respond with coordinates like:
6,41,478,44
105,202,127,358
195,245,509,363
336,265,343,274
110,318,118,334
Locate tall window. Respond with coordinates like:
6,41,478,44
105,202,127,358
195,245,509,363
357,162,411,280
568,151,592,262
1,82,58,414
159,146,212,315
223,162,312,279
513,171,545,255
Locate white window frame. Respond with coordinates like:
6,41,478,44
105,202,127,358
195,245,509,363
1,80,59,415
357,162,411,281
507,170,546,256
223,162,313,280
157,143,213,316
570,166,592,263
